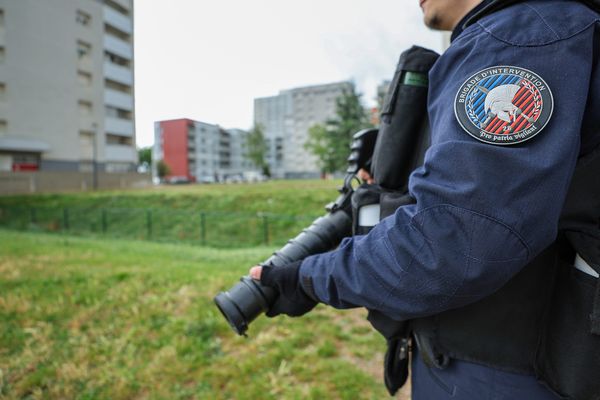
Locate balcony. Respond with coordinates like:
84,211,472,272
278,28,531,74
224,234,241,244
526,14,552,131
104,89,133,110
103,35,132,60
104,61,133,85
103,7,132,35
105,117,134,137
105,144,136,162
107,0,132,14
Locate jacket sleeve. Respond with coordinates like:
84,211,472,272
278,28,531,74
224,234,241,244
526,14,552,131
298,22,592,321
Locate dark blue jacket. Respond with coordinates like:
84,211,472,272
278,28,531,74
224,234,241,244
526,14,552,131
299,0,600,321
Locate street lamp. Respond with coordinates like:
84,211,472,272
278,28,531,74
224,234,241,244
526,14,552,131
92,122,98,190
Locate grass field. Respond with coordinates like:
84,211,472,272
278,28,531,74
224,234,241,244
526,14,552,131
0,180,340,215
0,181,343,248
0,230,408,399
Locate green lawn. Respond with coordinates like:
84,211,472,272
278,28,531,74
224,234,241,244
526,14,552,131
0,180,340,215
0,181,342,248
0,230,390,399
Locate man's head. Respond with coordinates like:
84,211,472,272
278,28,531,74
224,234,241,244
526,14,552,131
420,0,483,31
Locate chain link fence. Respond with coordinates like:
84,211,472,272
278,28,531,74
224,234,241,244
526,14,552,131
0,206,320,248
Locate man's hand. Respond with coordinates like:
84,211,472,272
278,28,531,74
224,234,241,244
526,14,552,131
249,262,318,317
358,168,375,184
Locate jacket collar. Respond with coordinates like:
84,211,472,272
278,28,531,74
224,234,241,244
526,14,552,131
451,0,496,42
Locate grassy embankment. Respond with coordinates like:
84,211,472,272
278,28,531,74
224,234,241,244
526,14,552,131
0,181,410,399
0,230,393,399
0,180,341,247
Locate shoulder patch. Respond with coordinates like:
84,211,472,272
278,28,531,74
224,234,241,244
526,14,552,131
454,66,553,146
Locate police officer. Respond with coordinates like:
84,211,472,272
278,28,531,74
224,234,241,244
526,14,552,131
250,0,600,398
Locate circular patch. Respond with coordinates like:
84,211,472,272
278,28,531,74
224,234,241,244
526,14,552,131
454,66,553,146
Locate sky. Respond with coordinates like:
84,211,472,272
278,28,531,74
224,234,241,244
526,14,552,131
133,0,445,148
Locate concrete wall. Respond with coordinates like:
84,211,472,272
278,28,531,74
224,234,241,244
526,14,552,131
0,171,151,195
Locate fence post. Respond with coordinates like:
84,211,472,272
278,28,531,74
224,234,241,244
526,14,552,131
146,209,152,239
101,209,108,234
262,214,269,245
63,208,69,231
200,212,206,245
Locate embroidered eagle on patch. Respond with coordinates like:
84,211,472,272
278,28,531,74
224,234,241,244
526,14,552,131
454,66,554,145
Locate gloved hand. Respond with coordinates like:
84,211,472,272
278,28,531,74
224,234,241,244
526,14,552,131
250,261,318,317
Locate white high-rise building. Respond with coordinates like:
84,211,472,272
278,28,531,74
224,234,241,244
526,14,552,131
0,0,136,173
255,81,353,179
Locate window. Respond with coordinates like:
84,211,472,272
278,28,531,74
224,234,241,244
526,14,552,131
104,0,129,16
0,120,6,136
0,83,5,101
0,47,5,63
104,24,130,41
78,100,93,116
77,71,92,87
76,10,91,26
105,105,131,120
104,51,130,67
106,134,132,146
0,9,5,27
12,154,39,172
77,41,92,59
105,79,131,94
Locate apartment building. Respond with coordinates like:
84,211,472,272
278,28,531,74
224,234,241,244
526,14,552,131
0,0,136,173
254,81,353,179
154,119,253,183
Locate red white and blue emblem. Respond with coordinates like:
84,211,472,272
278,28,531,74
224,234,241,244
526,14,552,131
454,66,553,145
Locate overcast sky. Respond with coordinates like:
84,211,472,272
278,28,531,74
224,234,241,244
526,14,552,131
133,0,444,147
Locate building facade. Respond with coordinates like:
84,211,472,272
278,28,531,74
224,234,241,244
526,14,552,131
0,0,136,173
254,81,353,179
154,119,254,183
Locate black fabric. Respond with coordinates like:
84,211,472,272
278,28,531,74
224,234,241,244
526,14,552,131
379,192,416,220
559,144,600,274
260,262,318,317
533,145,600,400
593,282,600,335
367,309,410,395
371,46,438,191
414,242,561,374
534,260,600,400
559,144,600,335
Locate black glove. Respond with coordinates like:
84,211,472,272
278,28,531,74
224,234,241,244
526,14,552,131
260,261,318,317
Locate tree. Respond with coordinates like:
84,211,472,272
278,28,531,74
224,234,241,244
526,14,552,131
246,123,270,177
156,160,171,181
305,83,372,174
304,124,338,174
138,147,152,166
